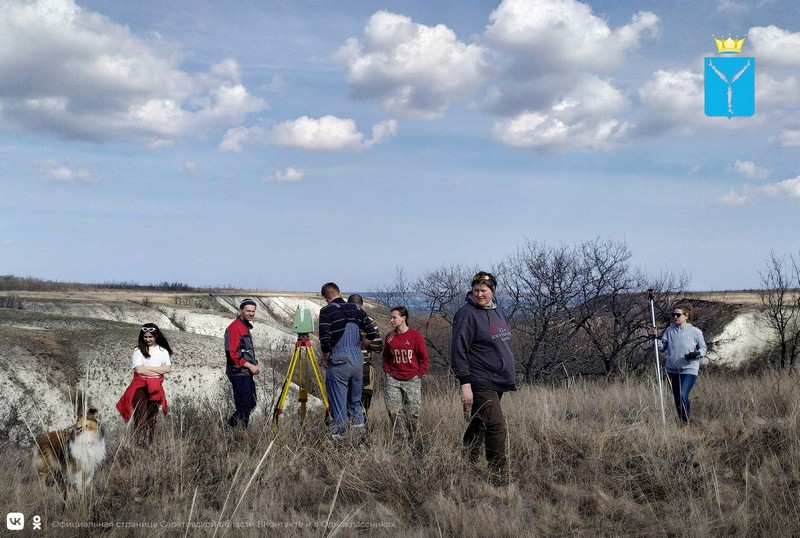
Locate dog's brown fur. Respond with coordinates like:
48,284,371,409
33,407,106,491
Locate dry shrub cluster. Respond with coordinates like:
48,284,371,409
4,372,799,537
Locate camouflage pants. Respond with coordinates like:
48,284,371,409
384,375,421,443
361,361,376,417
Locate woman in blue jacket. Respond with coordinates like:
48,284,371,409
653,304,707,423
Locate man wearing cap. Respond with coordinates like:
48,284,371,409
224,298,261,428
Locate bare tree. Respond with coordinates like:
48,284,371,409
412,265,476,365
759,251,800,369
374,239,687,382
565,239,650,375
371,266,413,312
501,241,581,381
372,264,478,369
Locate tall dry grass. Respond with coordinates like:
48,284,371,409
4,371,799,537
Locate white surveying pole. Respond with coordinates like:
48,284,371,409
648,289,666,425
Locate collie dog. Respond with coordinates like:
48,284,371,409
33,407,107,490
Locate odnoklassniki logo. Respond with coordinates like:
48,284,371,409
704,34,755,118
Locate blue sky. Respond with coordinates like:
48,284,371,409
1,0,798,292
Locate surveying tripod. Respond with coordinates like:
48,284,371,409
272,334,331,429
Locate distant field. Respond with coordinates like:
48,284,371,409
1,287,771,310
684,290,767,306
0,288,319,304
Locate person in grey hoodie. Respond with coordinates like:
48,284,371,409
651,304,706,423
451,271,516,485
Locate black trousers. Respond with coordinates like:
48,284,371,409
228,375,256,428
464,389,507,473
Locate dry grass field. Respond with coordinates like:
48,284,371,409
3,371,799,537
1,286,795,536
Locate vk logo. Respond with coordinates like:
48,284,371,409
6,513,24,531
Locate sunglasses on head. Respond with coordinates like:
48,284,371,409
471,272,496,286
141,327,157,333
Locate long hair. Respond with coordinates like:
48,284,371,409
137,323,173,358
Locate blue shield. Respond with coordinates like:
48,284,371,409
704,56,755,118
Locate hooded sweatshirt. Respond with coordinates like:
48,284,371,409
451,292,517,392
658,323,706,376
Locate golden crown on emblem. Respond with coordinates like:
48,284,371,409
713,34,746,54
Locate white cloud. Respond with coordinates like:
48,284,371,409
719,191,747,205
478,0,657,152
335,11,488,118
732,160,770,180
777,128,800,147
365,119,398,148
220,117,395,153
219,126,266,153
183,161,198,177
1,239,12,247
756,73,800,107
762,176,800,198
262,167,303,183
270,116,365,150
748,26,800,68
717,0,749,13
484,0,659,73
36,160,93,182
491,75,630,153
0,0,266,144
635,69,704,136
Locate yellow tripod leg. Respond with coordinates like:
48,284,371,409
299,346,308,425
272,345,301,430
305,345,332,422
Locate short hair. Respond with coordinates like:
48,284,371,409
390,306,409,323
471,271,497,291
347,293,364,306
675,304,693,322
321,282,340,298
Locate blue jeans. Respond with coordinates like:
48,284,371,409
667,372,697,423
228,375,256,428
325,323,365,437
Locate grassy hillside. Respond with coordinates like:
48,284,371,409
3,372,799,537
1,288,795,536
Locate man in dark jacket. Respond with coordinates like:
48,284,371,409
319,283,378,439
451,272,516,485
225,298,261,428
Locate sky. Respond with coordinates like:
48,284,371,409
0,0,798,293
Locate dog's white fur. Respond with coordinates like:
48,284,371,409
33,407,107,490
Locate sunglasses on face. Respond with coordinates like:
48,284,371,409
671,313,684,318
141,327,157,333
